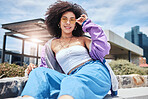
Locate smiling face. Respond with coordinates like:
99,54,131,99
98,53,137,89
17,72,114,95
60,11,76,35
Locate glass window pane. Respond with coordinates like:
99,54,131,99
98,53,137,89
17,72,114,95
6,36,22,54
24,41,37,56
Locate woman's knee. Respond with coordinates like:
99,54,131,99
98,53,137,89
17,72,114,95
61,76,83,87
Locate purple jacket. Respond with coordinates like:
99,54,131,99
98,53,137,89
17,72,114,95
38,19,118,95
82,19,110,62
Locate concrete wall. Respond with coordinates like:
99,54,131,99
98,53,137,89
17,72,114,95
0,75,147,98
104,30,143,56
104,30,143,65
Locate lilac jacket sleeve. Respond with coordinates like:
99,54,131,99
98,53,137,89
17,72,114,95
82,19,111,62
39,46,48,68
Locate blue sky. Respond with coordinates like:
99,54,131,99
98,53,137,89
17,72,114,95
0,0,148,52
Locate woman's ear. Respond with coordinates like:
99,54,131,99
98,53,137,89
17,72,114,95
58,22,61,28
58,24,60,28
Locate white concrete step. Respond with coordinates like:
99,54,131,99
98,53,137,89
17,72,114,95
104,87,148,99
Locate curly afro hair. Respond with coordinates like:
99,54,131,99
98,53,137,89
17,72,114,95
45,1,87,38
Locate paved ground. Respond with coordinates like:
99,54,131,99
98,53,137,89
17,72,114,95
5,87,148,99
104,87,148,99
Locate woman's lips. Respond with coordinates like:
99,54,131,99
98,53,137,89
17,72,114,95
64,26,71,29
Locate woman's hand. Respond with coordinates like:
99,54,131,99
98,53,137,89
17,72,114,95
26,63,37,75
76,14,88,25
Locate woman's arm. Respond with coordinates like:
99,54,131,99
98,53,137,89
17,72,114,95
82,19,110,62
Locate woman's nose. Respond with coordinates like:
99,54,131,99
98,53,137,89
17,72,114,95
66,20,70,24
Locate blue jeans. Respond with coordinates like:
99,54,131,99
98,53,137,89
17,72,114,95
21,60,111,99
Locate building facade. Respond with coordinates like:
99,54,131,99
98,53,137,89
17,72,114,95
0,48,21,65
125,26,148,63
0,48,35,65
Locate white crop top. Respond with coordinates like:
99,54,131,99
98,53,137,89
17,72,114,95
56,45,91,74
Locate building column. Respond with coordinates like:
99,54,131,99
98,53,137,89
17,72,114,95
36,43,39,65
21,39,25,66
2,35,7,63
128,50,131,62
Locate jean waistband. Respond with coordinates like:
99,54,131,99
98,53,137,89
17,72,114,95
68,59,92,75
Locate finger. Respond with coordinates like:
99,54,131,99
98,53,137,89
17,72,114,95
27,69,30,75
31,64,37,69
76,17,84,23
29,63,33,68
26,68,30,75
28,65,32,71
79,17,86,22
34,65,37,68
32,65,37,69
76,17,82,21
30,64,34,68
27,66,32,75
26,64,35,75
76,20,83,25
81,14,87,19
31,64,35,70
81,14,86,18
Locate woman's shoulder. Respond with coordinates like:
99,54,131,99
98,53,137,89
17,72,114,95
52,38,58,42
51,38,59,46
75,36,90,39
80,36,91,41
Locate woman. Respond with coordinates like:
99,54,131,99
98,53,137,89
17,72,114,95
21,1,118,99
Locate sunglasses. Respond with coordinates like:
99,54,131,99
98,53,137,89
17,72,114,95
61,16,76,24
